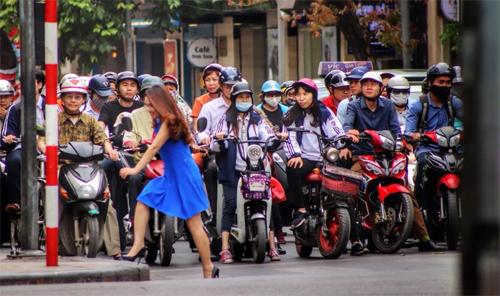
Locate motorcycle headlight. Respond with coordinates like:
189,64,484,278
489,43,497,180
449,134,460,148
436,134,448,148
77,185,96,199
391,158,407,176
380,135,395,151
360,158,384,176
325,148,339,163
247,145,263,162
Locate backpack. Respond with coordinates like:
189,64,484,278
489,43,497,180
417,95,455,133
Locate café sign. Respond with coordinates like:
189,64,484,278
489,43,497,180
187,38,217,68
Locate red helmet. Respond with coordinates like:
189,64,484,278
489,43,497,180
292,78,318,92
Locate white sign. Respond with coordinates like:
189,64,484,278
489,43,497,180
187,38,217,68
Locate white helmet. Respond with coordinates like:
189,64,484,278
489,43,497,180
60,78,88,95
387,76,410,107
0,79,15,96
78,76,91,87
386,76,410,91
360,72,383,85
59,73,78,87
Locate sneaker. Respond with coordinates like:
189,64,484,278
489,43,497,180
268,248,281,261
5,203,20,215
290,211,308,229
351,243,369,256
219,249,234,264
276,231,286,244
418,240,446,252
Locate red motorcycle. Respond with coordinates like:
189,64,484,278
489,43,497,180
356,130,414,254
414,126,463,250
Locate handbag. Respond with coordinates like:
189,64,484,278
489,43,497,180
270,176,286,205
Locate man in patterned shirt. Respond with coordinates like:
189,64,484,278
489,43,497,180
37,78,126,259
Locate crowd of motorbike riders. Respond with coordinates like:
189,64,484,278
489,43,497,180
0,60,463,263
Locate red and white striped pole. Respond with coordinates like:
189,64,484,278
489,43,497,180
44,0,59,267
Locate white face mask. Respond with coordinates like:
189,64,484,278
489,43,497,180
264,95,281,108
390,91,409,107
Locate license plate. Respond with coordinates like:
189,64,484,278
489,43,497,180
249,181,266,192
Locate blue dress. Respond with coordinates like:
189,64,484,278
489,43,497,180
137,128,209,220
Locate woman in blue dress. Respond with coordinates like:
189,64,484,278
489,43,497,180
119,85,218,278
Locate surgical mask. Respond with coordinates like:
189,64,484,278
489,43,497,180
430,85,451,99
390,91,409,107
235,102,253,113
264,96,281,108
169,90,178,98
92,96,108,109
286,98,296,106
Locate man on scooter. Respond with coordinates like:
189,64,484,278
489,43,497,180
37,78,125,259
405,63,463,247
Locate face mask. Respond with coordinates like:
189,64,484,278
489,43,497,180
264,96,280,108
92,96,108,109
169,90,178,98
235,102,253,113
286,98,296,106
390,92,409,107
430,85,451,99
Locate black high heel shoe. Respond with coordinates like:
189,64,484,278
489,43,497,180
122,247,146,264
211,266,220,278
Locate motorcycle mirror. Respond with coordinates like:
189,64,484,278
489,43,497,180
197,117,208,132
113,124,125,137
36,126,46,137
122,116,133,132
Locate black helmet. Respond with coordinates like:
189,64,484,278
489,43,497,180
324,70,342,89
138,74,152,88
421,78,429,94
426,62,455,83
329,72,349,88
103,71,118,83
88,75,114,97
203,63,223,81
116,71,139,87
139,76,164,97
280,80,295,94
219,67,242,85
230,82,252,101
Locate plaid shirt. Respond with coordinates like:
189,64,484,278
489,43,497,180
56,112,109,145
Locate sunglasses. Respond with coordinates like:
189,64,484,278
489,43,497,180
391,90,410,95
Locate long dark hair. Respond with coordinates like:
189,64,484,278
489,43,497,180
225,104,259,135
144,85,192,144
283,84,320,127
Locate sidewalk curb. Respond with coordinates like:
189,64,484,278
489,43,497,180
0,260,150,286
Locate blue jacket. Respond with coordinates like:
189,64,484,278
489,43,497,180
1,99,22,151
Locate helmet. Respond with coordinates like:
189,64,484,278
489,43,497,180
219,67,242,85
292,78,318,99
0,79,15,96
161,75,179,90
230,82,252,101
280,80,295,94
426,62,455,83
324,70,343,89
203,63,223,81
345,66,369,80
421,78,429,94
452,66,462,84
139,76,164,97
379,72,395,80
386,76,410,91
261,80,282,94
360,72,383,85
330,72,349,88
78,76,91,87
88,75,114,97
59,73,78,87
103,71,118,83
116,71,139,87
60,78,88,95
138,74,152,88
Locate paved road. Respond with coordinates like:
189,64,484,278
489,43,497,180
1,238,460,295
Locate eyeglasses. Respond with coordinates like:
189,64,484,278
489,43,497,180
0,96,13,100
64,95,85,100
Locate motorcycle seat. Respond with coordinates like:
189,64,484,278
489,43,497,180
303,172,322,182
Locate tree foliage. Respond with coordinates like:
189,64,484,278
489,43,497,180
440,22,461,53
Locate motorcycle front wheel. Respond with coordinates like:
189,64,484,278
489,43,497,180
318,207,350,259
78,213,100,258
444,189,459,250
371,193,414,254
251,219,267,263
159,215,175,266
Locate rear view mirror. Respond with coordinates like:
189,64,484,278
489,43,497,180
113,124,125,136
122,116,133,132
197,117,208,132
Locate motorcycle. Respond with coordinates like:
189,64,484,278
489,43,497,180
286,127,358,259
356,130,414,254
58,142,110,258
412,126,463,250
213,133,280,263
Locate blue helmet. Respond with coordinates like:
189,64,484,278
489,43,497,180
138,74,152,88
261,80,282,94
345,66,370,80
